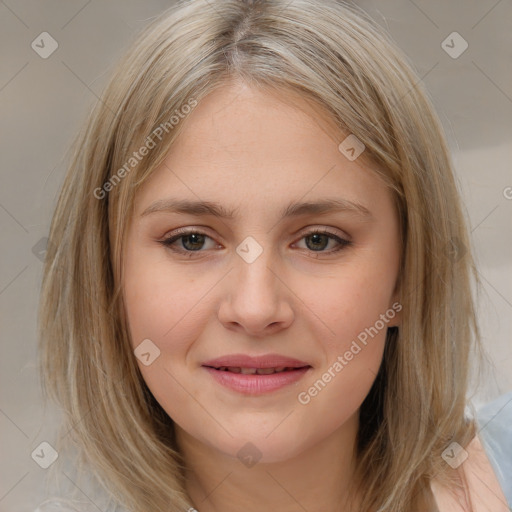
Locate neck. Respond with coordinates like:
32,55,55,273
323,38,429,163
176,412,361,512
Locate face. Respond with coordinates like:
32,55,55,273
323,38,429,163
122,82,402,464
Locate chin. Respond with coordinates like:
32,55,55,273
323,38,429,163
210,432,308,466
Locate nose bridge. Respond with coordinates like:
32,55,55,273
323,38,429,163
233,235,279,302
218,234,293,334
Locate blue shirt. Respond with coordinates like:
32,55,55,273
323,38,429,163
474,391,512,507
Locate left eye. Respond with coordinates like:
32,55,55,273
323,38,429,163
294,230,351,252
160,229,351,255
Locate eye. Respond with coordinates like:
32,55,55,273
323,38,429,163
159,227,352,256
160,229,218,254
293,229,352,254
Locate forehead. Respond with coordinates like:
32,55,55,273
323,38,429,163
168,82,344,162
132,82,391,220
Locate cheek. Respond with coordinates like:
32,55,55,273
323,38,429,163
123,250,210,349
122,254,212,421
295,271,391,432
293,255,396,414
301,259,397,352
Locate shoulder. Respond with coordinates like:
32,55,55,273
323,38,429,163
474,391,512,506
431,391,512,512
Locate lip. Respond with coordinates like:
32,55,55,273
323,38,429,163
203,366,312,395
202,353,311,369
201,353,312,395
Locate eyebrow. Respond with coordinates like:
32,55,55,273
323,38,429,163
140,197,373,220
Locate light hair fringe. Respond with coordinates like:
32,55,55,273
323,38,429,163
38,0,484,510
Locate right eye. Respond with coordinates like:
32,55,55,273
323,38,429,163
160,229,221,254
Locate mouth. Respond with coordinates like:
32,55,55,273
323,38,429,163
204,365,311,375
202,364,312,394
201,353,312,394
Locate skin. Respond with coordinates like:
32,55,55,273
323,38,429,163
122,81,402,512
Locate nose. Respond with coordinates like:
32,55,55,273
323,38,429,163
217,246,294,337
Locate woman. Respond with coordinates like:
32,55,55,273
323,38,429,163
37,1,511,510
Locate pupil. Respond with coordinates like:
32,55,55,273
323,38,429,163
183,233,204,251
306,233,328,251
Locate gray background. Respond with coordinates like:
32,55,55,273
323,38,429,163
1,1,511,510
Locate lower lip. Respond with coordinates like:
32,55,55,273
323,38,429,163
203,366,311,394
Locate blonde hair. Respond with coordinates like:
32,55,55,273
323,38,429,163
38,0,482,510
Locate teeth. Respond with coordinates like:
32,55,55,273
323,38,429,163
255,367,276,375
240,367,257,375
215,366,300,374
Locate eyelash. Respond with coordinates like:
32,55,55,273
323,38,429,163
159,228,352,257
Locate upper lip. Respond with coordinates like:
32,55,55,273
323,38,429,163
202,353,311,369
